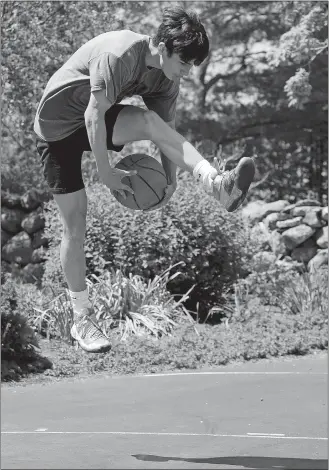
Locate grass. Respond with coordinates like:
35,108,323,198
1,265,327,385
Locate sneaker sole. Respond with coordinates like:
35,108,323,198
71,326,112,353
235,157,256,192
226,157,255,212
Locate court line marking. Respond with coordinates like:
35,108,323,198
2,431,327,441
139,371,326,377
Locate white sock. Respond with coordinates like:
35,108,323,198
69,288,92,317
193,160,218,191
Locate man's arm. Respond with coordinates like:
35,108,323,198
84,90,112,177
160,119,177,185
84,89,135,195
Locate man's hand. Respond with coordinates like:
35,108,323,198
100,167,137,199
144,181,177,212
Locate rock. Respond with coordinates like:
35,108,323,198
276,216,303,230
263,212,291,231
291,241,318,263
1,231,33,265
291,206,322,218
302,210,324,228
281,203,297,213
21,263,45,284
281,225,316,250
259,200,290,220
321,207,328,222
315,226,328,249
20,189,42,211
1,191,22,209
1,229,12,248
242,200,267,223
263,213,280,230
1,207,25,234
280,200,320,214
21,208,45,234
294,199,321,207
268,230,288,256
251,251,277,272
31,229,49,249
31,247,47,263
308,249,328,272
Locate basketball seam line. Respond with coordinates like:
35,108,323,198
138,174,162,202
117,157,164,207
131,164,167,178
124,156,149,168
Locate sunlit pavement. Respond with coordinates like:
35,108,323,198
1,353,327,469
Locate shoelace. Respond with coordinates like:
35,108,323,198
215,156,236,191
217,155,227,173
76,314,107,341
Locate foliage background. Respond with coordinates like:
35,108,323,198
1,0,328,202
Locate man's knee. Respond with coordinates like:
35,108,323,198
54,190,87,242
61,209,87,242
131,109,162,141
144,110,163,136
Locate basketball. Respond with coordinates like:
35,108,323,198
111,153,168,211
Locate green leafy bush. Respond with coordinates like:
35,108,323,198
1,277,53,382
43,173,252,320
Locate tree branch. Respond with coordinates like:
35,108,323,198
204,60,246,92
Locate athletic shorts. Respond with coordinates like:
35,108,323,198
35,104,126,194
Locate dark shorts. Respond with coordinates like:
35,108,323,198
35,104,126,194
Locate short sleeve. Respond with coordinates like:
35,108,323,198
89,52,127,104
143,80,180,122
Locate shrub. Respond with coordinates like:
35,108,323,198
42,173,252,320
0,277,52,382
1,142,49,195
216,265,328,329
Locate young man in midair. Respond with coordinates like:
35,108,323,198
34,7,255,352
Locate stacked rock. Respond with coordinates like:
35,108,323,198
1,189,51,284
242,199,328,273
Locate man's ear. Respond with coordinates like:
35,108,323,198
158,42,165,55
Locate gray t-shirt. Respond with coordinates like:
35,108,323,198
34,30,180,141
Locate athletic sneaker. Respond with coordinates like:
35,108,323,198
70,308,111,353
212,157,255,212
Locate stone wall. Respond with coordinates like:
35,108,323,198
2,190,328,285
1,189,51,284
242,199,328,273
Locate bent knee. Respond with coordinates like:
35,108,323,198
144,110,163,131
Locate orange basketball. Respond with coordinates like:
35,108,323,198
111,154,168,211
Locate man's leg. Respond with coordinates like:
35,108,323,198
53,189,87,293
36,134,112,353
112,106,205,173
112,106,255,212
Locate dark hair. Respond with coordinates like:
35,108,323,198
153,6,209,66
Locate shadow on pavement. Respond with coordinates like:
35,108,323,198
132,454,328,469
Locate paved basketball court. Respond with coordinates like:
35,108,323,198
1,353,327,469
